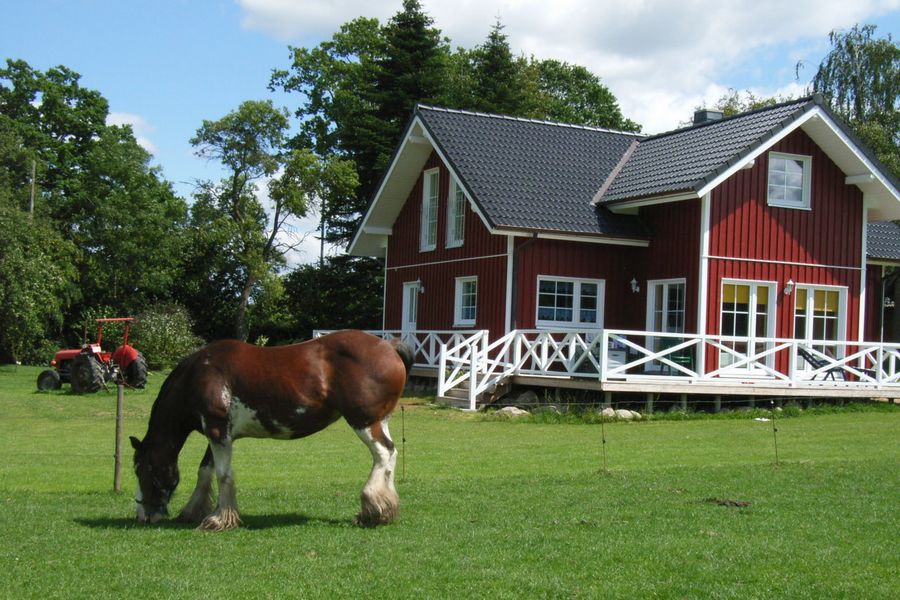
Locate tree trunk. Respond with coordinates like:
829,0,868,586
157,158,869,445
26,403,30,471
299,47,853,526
235,274,256,341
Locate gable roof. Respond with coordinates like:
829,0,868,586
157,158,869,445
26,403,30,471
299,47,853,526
350,95,900,257
598,95,900,214
416,106,649,239
599,98,812,203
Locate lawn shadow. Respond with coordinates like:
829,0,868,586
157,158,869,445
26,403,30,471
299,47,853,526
74,512,349,531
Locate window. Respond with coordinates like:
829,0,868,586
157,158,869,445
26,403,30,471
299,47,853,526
536,277,604,328
420,169,439,251
793,285,846,370
454,277,477,326
446,179,466,248
719,280,776,371
767,152,811,209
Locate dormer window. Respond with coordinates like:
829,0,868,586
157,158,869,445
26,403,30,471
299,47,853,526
767,152,811,210
420,168,439,251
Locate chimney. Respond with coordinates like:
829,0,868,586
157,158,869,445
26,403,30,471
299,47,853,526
693,109,724,125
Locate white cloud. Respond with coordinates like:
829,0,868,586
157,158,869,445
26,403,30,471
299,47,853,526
106,112,158,154
239,0,899,133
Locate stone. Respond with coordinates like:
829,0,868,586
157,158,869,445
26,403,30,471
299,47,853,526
496,406,530,417
601,407,616,418
615,409,634,420
515,390,540,407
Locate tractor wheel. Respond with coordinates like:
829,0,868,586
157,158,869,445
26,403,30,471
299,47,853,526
125,353,148,388
37,369,61,391
70,354,105,394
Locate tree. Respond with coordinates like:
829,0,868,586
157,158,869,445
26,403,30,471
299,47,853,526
526,59,640,131
281,255,383,339
470,20,523,115
0,200,77,364
187,101,358,340
0,59,188,335
809,24,899,177
272,2,449,247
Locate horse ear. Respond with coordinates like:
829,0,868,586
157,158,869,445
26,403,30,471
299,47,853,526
129,436,142,450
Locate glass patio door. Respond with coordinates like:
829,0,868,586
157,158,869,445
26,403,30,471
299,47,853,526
719,281,775,373
647,280,686,371
794,286,846,371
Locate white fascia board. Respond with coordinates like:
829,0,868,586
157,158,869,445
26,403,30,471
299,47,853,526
494,229,648,247
811,110,899,200
696,108,821,199
348,116,429,256
697,106,900,206
605,191,699,211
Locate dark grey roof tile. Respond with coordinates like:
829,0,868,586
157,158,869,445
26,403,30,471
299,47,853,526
868,221,900,261
601,98,812,202
417,106,649,239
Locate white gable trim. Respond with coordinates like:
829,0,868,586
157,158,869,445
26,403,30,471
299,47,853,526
696,108,820,198
349,115,428,256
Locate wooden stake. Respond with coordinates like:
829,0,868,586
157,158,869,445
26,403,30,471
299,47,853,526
400,405,406,483
113,381,124,492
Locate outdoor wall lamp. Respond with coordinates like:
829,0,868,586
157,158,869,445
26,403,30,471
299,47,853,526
630,278,640,294
784,279,795,296
416,278,425,294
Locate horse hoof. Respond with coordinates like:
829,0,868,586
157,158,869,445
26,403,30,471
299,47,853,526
198,509,242,531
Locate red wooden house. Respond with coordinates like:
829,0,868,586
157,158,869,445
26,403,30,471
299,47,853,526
348,96,900,408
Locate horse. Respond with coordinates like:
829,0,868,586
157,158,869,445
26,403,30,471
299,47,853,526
129,330,413,531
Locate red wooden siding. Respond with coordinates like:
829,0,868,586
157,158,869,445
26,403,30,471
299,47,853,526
704,129,865,372
386,152,505,267
384,151,508,335
514,239,647,330
639,199,701,332
708,130,862,268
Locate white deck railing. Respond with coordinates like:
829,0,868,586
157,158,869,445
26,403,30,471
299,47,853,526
313,329,481,369
430,328,900,410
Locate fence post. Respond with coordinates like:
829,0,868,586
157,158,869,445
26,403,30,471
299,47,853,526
468,336,479,412
113,381,124,492
437,342,448,398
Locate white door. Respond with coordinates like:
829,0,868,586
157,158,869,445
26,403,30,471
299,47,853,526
719,281,775,373
646,280,686,371
401,282,419,333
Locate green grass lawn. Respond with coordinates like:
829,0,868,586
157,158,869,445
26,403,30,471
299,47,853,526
1,364,898,599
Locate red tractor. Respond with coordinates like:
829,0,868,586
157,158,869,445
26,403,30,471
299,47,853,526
37,317,148,393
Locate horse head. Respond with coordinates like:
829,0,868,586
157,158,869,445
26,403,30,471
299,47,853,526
130,436,180,523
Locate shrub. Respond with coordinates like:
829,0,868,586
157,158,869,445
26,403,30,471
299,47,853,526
132,303,204,370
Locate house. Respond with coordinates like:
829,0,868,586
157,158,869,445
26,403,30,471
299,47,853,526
348,96,900,408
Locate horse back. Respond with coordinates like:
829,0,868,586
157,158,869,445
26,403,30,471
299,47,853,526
167,331,408,440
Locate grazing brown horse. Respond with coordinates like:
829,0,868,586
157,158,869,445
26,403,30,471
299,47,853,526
130,330,413,531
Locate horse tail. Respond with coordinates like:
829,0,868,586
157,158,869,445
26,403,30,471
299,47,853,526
390,338,415,376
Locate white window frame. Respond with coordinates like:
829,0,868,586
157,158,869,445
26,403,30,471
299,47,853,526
646,278,687,333
767,151,812,210
646,278,687,373
718,278,777,374
792,283,848,371
446,178,466,248
535,276,604,329
420,168,439,252
454,276,477,326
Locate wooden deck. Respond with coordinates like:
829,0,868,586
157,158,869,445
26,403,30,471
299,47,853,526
315,329,900,410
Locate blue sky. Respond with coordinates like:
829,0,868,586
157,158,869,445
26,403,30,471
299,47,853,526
2,0,898,262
